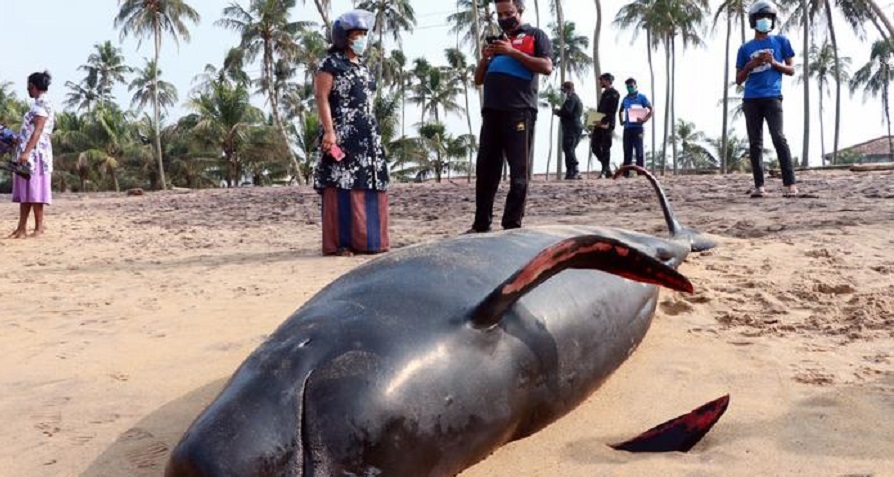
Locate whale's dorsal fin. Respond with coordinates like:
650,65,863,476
469,235,693,328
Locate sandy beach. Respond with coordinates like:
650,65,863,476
1,170,892,477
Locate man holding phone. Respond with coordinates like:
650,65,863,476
736,0,798,197
468,0,552,233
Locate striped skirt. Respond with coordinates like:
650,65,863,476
321,188,390,256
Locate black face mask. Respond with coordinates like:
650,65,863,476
499,16,519,32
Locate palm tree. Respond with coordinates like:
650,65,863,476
550,21,592,81
115,0,200,190
189,79,265,187
538,84,563,180
850,39,894,162
674,119,716,170
593,0,603,101
0,82,27,127
302,0,332,34
712,0,748,173
663,0,708,174
129,60,179,115
80,41,133,108
409,58,433,127
801,40,851,165
356,0,417,93
64,75,101,114
707,132,751,172
192,48,252,95
553,0,568,180
217,0,310,184
445,48,478,181
614,0,661,172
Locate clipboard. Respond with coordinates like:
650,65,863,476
586,110,606,127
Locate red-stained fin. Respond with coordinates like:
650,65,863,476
610,394,730,453
469,235,693,328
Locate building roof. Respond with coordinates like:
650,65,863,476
825,136,894,159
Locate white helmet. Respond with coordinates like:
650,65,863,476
748,0,778,29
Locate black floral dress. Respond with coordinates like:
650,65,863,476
313,52,389,191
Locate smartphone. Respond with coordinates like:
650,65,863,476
328,144,346,162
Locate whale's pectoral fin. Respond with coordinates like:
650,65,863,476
469,235,693,328
610,394,730,453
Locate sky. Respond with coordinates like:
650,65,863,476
1,0,888,173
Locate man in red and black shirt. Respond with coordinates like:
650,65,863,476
468,0,553,233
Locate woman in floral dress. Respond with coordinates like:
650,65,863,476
313,10,390,256
9,71,55,239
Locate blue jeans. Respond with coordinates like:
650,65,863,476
622,128,644,174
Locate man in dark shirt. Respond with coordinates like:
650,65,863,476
590,73,620,178
553,81,584,180
468,0,552,233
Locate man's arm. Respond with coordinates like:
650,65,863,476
772,57,795,76
554,96,574,118
605,92,620,128
474,44,495,86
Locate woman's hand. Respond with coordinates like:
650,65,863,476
322,131,337,152
17,150,30,165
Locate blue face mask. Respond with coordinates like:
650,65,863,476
755,18,773,33
351,36,368,56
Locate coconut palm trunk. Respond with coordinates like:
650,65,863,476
471,0,484,104
555,0,567,181
375,1,386,96
647,29,657,173
464,82,475,182
867,0,894,40
720,1,732,173
153,25,166,190
662,36,671,174
264,43,303,184
801,0,810,167
671,38,678,174
593,0,602,101
823,0,841,165
886,82,893,161
313,0,332,34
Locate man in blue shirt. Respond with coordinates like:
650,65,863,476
736,0,798,197
619,78,653,176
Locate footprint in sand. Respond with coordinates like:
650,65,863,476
31,396,70,437
125,439,169,470
659,298,694,316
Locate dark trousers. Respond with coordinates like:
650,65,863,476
622,128,645,173
743,97,796,188
591,129,613,178
473,110,535,231
561,125,581,177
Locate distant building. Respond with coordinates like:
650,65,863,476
824,136,894,164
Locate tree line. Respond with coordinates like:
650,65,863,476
1,0,891,192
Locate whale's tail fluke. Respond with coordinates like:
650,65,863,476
613,165,716,252
611,394,730,453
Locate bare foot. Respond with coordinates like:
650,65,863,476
29,229,45,238
7,230,27,239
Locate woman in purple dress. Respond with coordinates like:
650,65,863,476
9,71,55,239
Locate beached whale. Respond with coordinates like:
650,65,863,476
166,166,722,477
